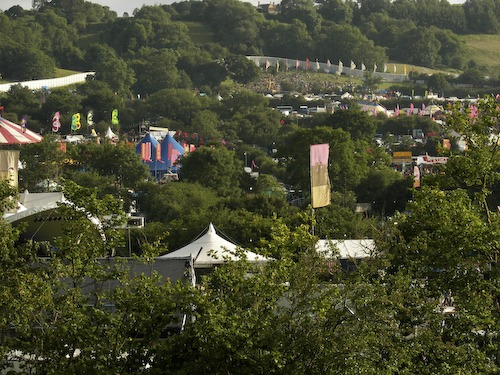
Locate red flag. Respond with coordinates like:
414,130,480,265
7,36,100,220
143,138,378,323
469,105,478,118
168,143,181,165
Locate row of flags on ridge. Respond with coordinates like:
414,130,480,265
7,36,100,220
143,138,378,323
264,59,407,74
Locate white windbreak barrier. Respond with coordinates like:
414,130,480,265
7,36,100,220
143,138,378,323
0,72,95,92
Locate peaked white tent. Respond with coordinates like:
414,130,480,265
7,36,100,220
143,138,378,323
159,223,267,267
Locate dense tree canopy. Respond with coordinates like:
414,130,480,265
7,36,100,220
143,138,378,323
180,146,245,197
1,0,495,90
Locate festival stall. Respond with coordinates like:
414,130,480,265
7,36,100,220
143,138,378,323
135,133,167,179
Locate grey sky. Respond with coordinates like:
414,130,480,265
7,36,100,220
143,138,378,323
1,0,466,16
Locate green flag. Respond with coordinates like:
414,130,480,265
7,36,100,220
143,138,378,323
71,113,81,130
112,109,119,125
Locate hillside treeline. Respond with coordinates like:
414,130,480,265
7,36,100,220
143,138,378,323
1,0,499,88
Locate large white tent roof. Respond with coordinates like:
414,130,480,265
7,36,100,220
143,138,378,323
159,223,267,267
4,191,102,243
0,116,43,144
316,239,375,259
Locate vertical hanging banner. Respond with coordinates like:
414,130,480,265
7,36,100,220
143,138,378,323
141,142,152,162
310,144,331,208
87,111,94,127
413,165,421,189
112,109,119,125
0,150,20,188
52,112,61,133
71,113,81,131
156,143,163,163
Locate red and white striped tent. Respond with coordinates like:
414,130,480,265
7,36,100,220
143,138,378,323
0,116,43,144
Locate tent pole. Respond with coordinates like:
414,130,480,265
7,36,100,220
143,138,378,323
311,207,315,236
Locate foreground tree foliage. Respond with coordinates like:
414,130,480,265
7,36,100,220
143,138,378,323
2,100,500,371
0,181,193,374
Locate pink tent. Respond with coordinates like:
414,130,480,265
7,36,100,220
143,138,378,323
0,116,43,144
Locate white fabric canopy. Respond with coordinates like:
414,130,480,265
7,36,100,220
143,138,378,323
159,223,267,267
105,127,118,140
316,239,375,259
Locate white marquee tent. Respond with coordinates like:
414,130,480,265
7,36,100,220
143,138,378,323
316,239,376,259
105,127,118,141
159,223,268,267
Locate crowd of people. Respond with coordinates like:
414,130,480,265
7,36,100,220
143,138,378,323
244,71,358,95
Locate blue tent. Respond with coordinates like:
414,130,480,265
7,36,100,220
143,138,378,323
135,133,167,178
160,134,184,173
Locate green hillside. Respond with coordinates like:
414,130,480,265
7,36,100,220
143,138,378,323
461,34,500,75
55,68,82,77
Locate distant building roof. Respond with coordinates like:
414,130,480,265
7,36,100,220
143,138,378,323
257,2,280,14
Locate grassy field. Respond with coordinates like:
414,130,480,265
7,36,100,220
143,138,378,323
460,34,500,75
55,68,82,78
